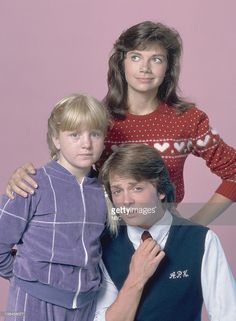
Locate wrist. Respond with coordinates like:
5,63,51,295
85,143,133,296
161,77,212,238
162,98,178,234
124,274,146,292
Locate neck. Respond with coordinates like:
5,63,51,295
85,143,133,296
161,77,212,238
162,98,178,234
140,208,165,230
57,159,90,183
127,91,159,115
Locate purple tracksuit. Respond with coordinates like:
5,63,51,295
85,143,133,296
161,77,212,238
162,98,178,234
0,161,107,320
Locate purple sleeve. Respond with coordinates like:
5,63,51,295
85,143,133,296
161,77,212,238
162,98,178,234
0,193,35,279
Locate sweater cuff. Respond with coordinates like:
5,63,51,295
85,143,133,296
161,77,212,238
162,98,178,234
215,180,236,201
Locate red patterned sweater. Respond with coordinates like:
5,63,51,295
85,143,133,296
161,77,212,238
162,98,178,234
99,102,236,203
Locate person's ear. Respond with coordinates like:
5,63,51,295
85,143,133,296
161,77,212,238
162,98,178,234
52,136,60,150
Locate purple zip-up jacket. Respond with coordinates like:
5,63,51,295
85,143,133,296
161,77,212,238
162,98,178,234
0,161,107,308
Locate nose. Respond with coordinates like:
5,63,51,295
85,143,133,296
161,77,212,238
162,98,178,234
80,133,92,149
140,59,151,73
122,191,134,207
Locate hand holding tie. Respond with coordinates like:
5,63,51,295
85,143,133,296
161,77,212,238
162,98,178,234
128,230,165,288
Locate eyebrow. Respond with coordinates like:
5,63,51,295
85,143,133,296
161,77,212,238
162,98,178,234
110,182,140,189
128,51,166,57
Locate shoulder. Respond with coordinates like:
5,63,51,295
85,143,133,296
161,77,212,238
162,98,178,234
205,229,224,248
101,226,126,245
183,106,209,120
31,164,51,183
161,103,209,123
101,227,115,244
175,106,211,137
32,161,67,180
171,215,209,234
174,105,208,120
28,162,57,194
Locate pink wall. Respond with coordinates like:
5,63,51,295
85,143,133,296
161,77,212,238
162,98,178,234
0,1,235,320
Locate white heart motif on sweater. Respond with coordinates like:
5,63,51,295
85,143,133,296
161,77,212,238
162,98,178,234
187,140,193,150
174,142,185,152
154,142,170,152
197,135,210,147
211,128,218,135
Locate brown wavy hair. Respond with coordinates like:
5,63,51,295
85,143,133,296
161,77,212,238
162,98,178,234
100,143,175,234
104,21,195,117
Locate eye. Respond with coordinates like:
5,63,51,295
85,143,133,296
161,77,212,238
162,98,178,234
90,130,103,138
133,186,143,192
111,189,121,196
70,132,80,138
152,56,163,64
130,55,141,62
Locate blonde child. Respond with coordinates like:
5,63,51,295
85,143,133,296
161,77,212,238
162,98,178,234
0,94,108,321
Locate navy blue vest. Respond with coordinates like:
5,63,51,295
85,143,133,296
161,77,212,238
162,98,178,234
101,215,208,321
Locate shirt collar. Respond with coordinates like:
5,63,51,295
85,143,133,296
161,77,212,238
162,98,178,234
127,210,173,248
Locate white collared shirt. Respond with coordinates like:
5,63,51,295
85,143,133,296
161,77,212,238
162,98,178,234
94,211,236,321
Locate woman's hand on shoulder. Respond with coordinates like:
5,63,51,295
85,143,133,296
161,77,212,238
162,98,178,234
6,163,38,199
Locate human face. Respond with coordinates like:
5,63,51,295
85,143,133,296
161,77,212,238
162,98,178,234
52,129,104,181
109,174,165,229
124,43,168,97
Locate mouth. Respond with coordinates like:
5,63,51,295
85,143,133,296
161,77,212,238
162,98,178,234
78,154,93,157
136,77,154,82
123,208,140,217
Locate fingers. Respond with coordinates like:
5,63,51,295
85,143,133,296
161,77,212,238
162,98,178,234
6,163,38,198
18,172,38,189
130,240,165,285
6,185,15,199
8,180,34,198
145,241,165,269
139,239,164,262
153,250,165,266
22,162,36,175
140,238,160,253
150,242,162,257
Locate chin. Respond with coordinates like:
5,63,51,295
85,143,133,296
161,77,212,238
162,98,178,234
124,218,144,227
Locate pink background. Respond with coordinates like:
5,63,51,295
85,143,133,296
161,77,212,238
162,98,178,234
0,1,235,320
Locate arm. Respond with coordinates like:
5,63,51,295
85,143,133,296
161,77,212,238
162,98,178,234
6,163,38,199
188,109,236,225
201,230,236,320
190,193,232,225
95,239,165,321
0,194,34,278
